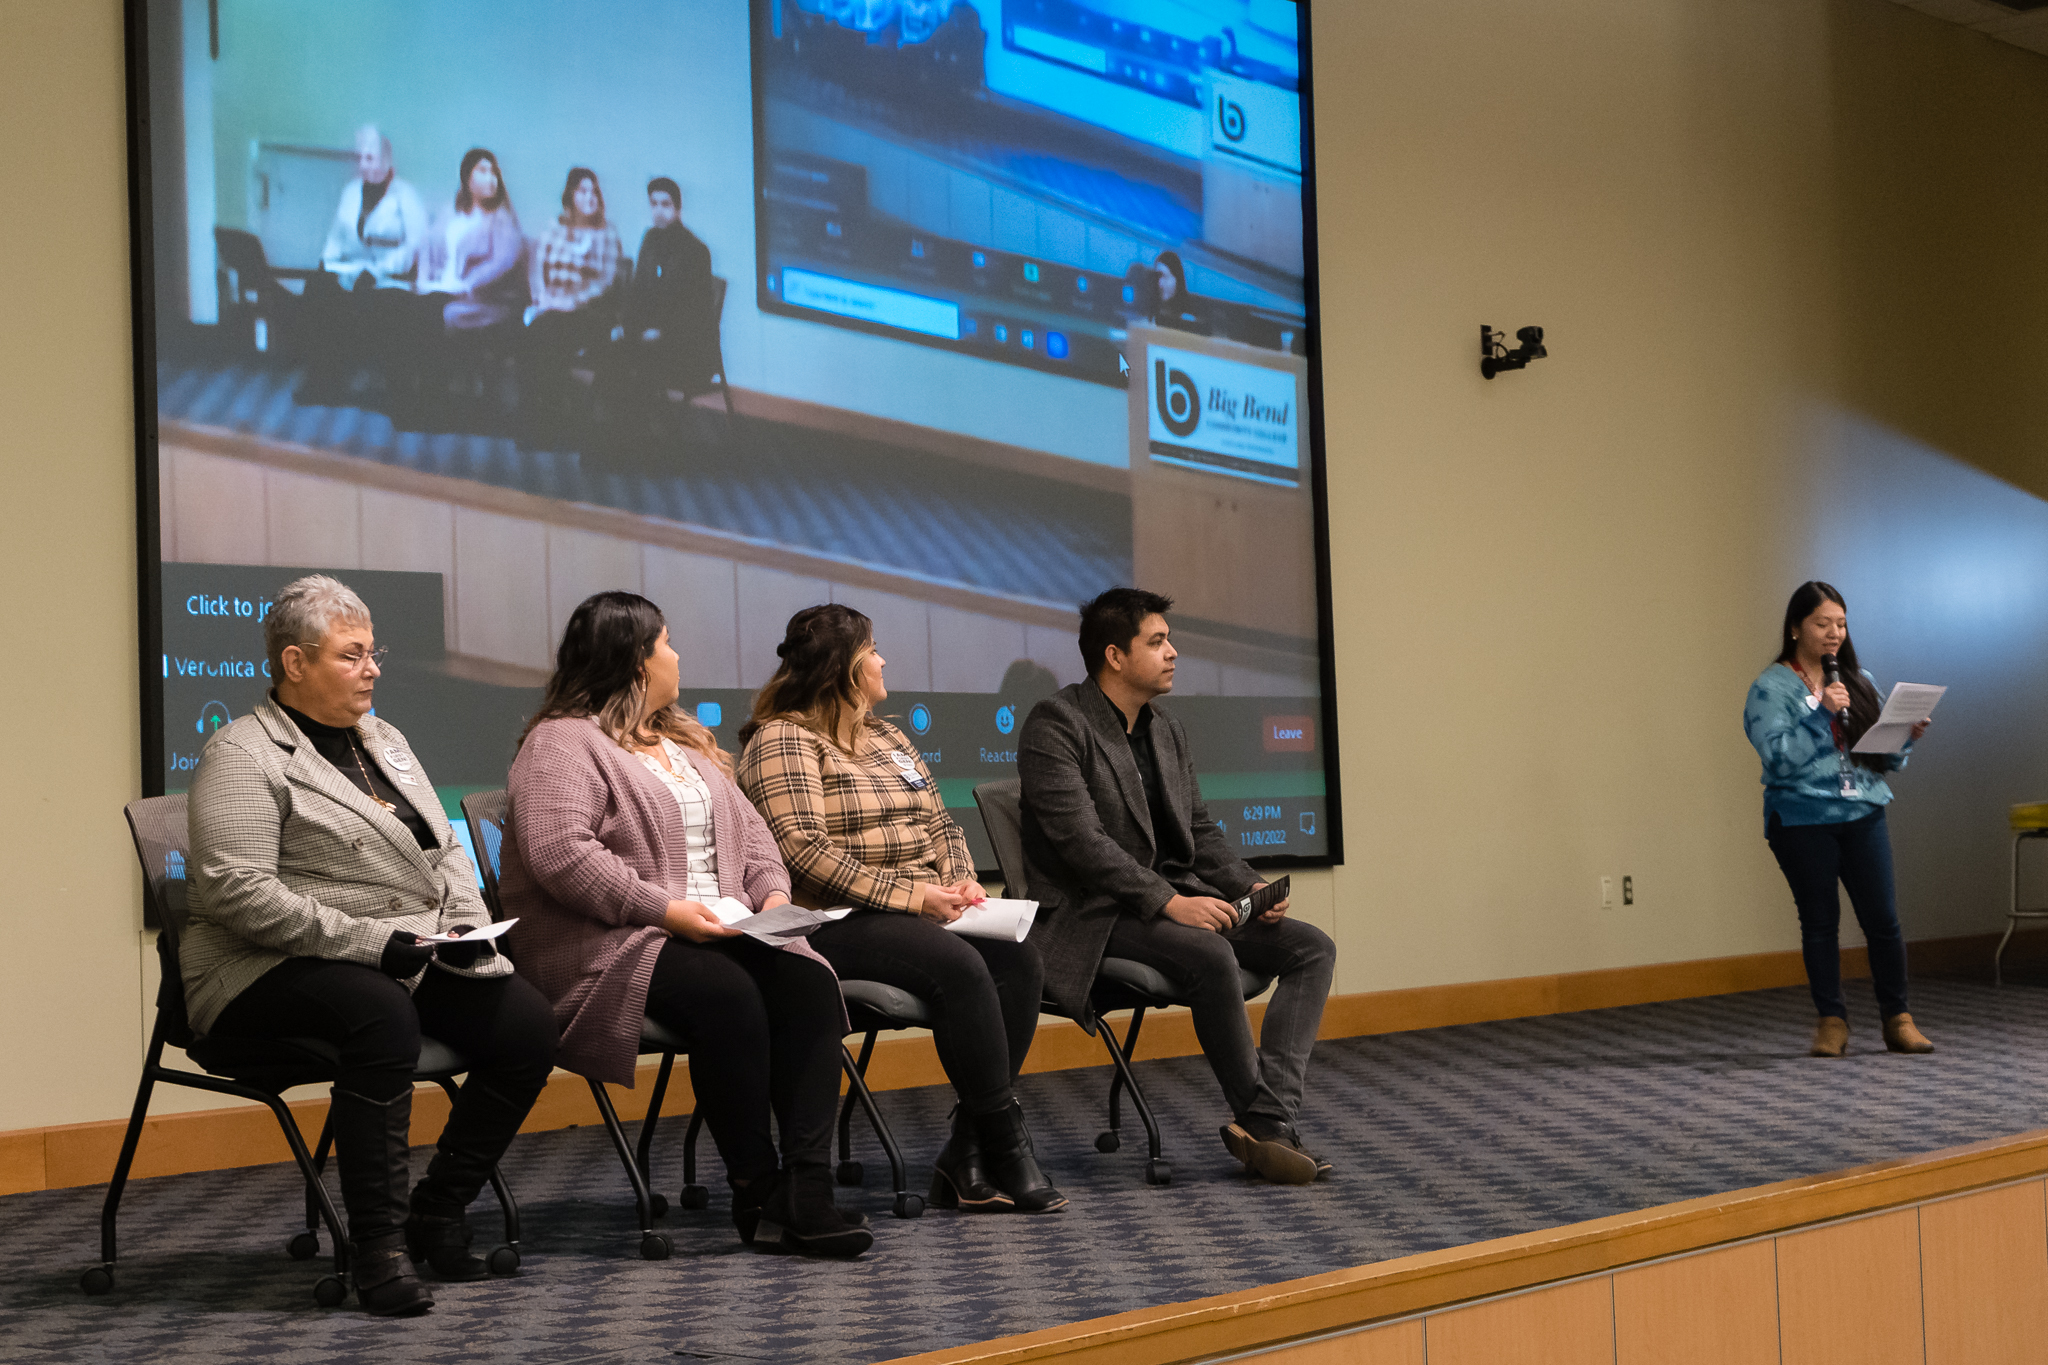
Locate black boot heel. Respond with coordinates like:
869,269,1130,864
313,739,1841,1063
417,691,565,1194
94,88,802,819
928,1169,960,1210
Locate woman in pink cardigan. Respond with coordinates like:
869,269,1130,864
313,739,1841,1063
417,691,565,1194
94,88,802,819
500,591,870,1257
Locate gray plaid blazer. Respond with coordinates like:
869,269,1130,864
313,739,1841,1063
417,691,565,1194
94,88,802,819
183,698,506,1035
1017,679,1260,1023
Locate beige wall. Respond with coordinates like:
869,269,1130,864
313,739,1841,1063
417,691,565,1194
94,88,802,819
8,0,2048,1132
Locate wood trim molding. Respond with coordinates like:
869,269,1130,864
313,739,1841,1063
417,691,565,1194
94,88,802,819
0,928,2029,1199
875,1130,2048,1365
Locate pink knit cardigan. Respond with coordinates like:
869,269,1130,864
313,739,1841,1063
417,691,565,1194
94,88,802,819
501,716,803,1085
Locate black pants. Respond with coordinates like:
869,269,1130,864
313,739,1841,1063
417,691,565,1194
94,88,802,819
643,936,845,1181
1104,914,1335,1128
808,910,1044,1116
1766,808,1910,1019
211,959,556,1214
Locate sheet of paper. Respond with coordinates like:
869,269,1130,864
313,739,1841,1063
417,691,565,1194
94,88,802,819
1850,682,1946,755
733,903,854,946
417,918,517,944
943,898,1039,943
707,897,755,926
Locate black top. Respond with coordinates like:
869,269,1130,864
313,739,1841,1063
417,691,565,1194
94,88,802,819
1123,704,1176,871
280,701,435,850
627,222,715,337
356,175,390,240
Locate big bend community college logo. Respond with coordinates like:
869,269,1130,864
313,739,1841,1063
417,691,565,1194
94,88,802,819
1145,343,1300,487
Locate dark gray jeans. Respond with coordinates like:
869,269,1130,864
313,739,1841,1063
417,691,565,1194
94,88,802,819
1104,913,1336,1128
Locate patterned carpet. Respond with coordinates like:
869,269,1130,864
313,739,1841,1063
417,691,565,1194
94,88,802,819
157,363,1130,609
6,978,2047,1364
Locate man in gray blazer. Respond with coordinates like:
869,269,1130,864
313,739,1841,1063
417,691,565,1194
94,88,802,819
1018,588,1336,1184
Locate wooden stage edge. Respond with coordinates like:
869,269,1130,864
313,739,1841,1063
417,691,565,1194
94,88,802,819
879,1128,2048,1365
0,926,2034,1198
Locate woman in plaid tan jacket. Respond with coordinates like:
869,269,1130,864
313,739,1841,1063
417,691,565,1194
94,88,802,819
737,604,1066,1215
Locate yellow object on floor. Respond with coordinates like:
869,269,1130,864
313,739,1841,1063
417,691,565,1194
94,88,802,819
2009,802,2048,830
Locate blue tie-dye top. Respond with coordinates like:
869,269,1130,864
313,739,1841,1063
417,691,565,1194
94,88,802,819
1742,662,1908,829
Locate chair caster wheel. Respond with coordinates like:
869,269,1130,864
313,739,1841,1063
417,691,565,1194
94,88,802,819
640,1232,673,1260
287,1231,319,1261
1145,1159,1173,1186
648,1191,669,1219
1096,1131,1121,1154
678,1184,709,1210
79,1267,113,1296
836,1160,864,1187
488,1244,521,1275
893,1192,925,1219
313,1275,348,1307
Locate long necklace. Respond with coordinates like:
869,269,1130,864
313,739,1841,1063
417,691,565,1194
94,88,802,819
347,734,399,812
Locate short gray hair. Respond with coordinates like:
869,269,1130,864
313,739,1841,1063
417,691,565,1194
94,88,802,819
265,575,372,678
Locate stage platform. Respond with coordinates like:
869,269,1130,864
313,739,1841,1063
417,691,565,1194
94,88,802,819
4,977,2046,1364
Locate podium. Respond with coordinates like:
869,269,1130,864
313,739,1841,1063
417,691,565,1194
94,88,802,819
1125,325,1315,641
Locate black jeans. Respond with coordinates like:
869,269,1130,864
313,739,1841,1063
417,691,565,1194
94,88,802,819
643,936,845,1180
210,959,557,1213
808,910,1045,1116
1104,914,1336,1129
1766,808,1909,1019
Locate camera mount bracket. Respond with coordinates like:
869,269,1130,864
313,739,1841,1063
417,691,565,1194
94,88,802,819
1481,325,1547,379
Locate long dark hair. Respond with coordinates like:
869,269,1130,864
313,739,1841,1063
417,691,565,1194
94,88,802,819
521,591,725,771
455,147,510,214
738,604,875,753
1774,580,1884,769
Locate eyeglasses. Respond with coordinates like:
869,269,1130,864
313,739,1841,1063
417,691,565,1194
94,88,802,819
299,643,389,674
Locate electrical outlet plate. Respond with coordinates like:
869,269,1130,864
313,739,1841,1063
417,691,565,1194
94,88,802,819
1622,875,1634,906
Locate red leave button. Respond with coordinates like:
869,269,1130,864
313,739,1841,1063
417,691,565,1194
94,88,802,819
1262,715,1315,753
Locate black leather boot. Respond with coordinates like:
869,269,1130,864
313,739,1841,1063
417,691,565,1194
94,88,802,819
973,1101,1068,1214
329,1086,434,1316
752,1163,874,1258
928,1105,1013,1212
730,1171,775,1246
407,1079,530,1279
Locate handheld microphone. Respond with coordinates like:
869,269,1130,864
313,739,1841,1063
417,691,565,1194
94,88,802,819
1822,652,1851,723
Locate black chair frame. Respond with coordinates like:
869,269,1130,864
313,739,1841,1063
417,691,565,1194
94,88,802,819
462,790,926,1248
971,779,1271,1187
86,796,519,1305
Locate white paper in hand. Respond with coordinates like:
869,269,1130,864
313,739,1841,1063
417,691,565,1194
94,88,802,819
416,918,517,945
706,897,755,926
943,899,1038,942
1850,683,1945,755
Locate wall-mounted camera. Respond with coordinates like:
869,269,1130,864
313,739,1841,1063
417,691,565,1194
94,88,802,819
1480,325,1546,379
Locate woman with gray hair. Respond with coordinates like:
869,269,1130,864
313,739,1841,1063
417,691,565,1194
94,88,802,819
185,575,557,1316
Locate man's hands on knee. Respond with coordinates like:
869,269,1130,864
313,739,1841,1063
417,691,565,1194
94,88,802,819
1252,881,1292,924
1162,894,1237,932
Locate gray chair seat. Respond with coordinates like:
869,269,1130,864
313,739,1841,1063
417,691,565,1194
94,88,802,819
1096,956,1273,1003
639,1016,687,1054
275,1035,470,1077
840,979,931,1026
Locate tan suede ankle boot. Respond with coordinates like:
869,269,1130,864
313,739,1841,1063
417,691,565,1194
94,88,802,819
1810,1016,1849,1058
1883,1013,1934,1054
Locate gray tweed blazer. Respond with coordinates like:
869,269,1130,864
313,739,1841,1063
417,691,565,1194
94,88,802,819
183,698,506,1035
1016,679,1260,1023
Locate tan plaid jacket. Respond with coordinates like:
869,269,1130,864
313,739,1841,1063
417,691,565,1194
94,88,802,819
737,717,971,913
183,699,506,1034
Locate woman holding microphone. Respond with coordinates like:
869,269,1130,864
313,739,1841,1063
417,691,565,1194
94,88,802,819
1744,581,1933,1058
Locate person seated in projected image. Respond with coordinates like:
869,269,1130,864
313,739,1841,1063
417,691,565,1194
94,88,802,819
521,167,623,443
1017,588,1336,1185
600,177,717,437
1122,249,1210,336
300,125,429,405
183,574,556,1316
389,148,526,423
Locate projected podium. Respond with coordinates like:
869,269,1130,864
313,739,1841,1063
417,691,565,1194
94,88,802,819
1125,326,1315,641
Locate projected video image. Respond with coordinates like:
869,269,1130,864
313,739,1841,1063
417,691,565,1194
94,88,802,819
140,0,1333,867
756,0,1308,386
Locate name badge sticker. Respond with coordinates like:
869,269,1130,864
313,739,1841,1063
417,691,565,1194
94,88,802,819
397,775,418,786
889,751,926,789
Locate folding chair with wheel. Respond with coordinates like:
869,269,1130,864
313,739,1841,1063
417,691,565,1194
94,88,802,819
86,796,520,1305
972,779,1272,1187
